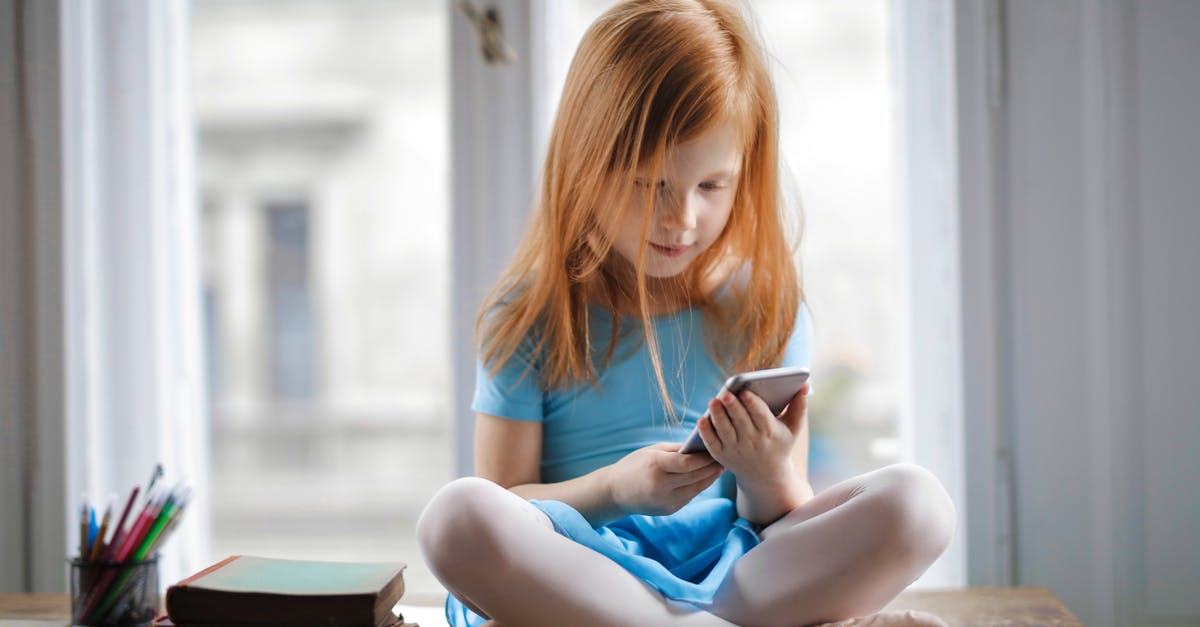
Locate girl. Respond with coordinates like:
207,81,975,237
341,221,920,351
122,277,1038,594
417,1,955,625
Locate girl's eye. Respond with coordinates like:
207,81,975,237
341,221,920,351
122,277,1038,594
635,179,669,195
699,181,725,191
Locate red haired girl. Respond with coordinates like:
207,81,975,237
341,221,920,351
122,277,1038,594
418,2,954,625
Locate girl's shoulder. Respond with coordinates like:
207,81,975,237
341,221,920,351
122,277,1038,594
478,282,548,368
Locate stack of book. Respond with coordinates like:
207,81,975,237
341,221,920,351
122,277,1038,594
157,555,415,627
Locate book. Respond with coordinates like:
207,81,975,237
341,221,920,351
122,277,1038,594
152,613,418,627
165,555,407,626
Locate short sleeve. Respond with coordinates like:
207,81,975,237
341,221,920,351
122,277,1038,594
471,340,545,422
782,301,815,393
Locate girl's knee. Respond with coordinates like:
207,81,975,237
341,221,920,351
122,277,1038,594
417,477,509,576
872,463,956,562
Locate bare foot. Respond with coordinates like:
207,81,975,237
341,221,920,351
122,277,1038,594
815,610,948,627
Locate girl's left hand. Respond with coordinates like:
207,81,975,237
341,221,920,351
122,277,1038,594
696,382,809,491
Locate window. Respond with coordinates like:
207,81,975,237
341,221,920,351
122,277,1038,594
191,0,451,596
265,200,316,401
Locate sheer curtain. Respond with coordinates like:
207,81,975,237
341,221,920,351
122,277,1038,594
0,0,209,591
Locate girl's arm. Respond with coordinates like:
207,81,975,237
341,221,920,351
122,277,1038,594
475,412,723,527
475,412,625,525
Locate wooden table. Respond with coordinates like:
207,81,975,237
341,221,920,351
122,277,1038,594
1,587,1081,626
882,587,1082,626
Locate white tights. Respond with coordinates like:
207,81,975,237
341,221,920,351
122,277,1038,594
416,463,955,627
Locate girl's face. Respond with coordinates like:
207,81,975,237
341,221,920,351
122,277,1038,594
610,124,743,278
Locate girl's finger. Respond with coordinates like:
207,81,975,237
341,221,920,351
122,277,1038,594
662,447,717,473
670,460,724,488
738,390,775,433
779,383,810,433
708,400,739,445
674,463,724,493
698,415,724,455
720,389,759,436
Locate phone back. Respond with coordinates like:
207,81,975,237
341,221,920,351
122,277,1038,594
726,368,810,415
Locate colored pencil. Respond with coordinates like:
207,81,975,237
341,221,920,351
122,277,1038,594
73,468,190,625
78,497,89,559
88,495,115,561
103,485,141,563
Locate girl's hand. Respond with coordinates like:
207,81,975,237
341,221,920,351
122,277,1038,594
696,382,811,516
605,443,725,517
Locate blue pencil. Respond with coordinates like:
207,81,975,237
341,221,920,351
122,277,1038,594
87,504,98,552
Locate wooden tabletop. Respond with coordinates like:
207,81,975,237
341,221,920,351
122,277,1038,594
1,587,1080,626
0,594,69,623
882,587,1083,626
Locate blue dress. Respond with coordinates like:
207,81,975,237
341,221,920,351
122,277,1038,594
446,303,811,626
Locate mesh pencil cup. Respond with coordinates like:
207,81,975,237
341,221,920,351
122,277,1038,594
68,556,160,627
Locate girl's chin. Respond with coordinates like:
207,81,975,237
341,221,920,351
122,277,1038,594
608,248,697,278
642,260,691,279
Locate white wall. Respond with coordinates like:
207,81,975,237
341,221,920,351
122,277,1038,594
957,1,1200,625
1124,1,1199,621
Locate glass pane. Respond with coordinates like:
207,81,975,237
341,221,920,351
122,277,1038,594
191,0,450,596
756,0,902,490
553,1,902,491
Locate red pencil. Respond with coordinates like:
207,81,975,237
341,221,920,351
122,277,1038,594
113,487,163,563
102,486,140,562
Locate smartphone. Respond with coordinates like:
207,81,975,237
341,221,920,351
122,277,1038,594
679,365,811,454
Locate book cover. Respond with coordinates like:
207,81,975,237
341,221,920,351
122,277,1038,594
152,613,417,627
165,555,406,626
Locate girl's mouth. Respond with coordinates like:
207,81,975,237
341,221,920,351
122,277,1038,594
649,242,691,258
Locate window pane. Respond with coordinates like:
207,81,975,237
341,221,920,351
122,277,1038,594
192,0,450,596
554,1,903,491
757,0,902,490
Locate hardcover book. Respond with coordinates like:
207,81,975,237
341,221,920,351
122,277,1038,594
165,555,407,626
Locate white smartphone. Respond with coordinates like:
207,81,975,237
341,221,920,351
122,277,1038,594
679,365,811,454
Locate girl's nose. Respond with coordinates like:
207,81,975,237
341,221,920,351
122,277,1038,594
659,192,698,231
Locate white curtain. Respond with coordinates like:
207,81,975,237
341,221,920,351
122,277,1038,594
0,0,209,591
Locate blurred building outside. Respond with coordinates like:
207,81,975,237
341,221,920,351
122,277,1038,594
192,0,451,595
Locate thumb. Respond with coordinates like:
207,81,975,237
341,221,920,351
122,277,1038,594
779,382,810,433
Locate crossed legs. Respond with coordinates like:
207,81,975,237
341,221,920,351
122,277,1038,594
416,464,955,627
710,464,956,626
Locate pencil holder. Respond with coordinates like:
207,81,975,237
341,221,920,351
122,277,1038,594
69,557,159,627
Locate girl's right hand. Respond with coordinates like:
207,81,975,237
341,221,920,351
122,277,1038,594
605,442,724,517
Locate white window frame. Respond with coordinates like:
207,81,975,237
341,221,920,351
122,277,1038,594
945,0,1014,587
449,0,552,477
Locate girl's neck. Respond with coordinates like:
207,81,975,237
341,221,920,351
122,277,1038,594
583,257,735,317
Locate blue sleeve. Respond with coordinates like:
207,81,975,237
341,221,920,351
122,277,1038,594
782,301,814,392
471,339,545,422
781,301,813,366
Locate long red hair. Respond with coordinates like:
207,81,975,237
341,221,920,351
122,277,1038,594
478,0,803,420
